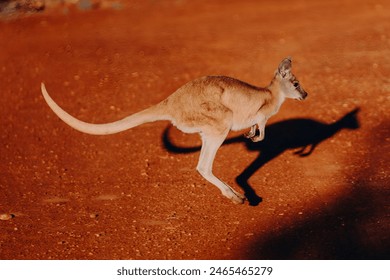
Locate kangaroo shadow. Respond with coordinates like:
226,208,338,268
162,108,360,206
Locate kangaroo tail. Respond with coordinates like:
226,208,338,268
41,83,168,135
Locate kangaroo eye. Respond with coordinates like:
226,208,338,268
293,82,299,88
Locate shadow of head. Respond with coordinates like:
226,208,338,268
338,107,360,129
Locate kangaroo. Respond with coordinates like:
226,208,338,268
41,57,308,204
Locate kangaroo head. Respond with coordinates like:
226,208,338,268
275,57,308,101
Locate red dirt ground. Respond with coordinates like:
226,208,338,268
0,0,389,259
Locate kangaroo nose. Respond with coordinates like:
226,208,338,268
301,91,308,100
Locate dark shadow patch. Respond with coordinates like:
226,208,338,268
246,183,389,259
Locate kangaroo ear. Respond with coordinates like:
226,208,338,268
278,57,292,78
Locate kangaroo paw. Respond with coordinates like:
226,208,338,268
251,135,264,142
244,131,256,138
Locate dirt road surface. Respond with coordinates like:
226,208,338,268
0,0,389,259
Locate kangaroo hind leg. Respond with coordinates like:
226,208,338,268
196,132,245,204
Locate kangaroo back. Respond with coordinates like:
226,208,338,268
41,83,168,135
